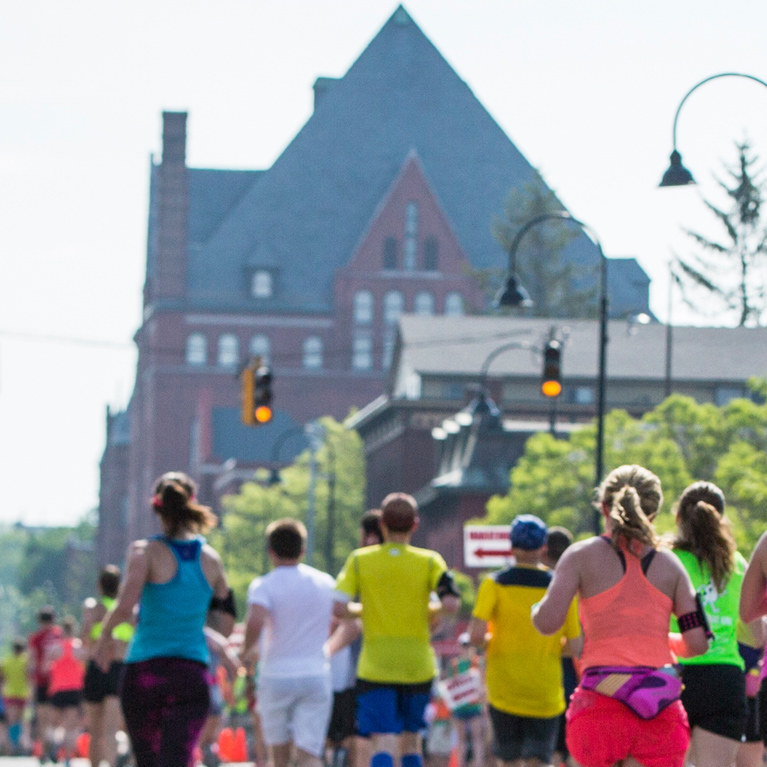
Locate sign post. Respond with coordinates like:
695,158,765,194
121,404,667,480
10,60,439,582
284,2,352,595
463,525,514,569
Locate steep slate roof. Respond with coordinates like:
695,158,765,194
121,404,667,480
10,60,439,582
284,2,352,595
188,5,633,314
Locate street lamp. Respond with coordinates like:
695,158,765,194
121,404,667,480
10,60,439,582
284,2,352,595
497,212,608,534
659,72,767,187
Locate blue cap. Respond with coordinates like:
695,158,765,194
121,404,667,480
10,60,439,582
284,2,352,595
510,514,547,550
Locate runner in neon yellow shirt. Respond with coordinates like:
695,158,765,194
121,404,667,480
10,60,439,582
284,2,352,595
333,493,460,767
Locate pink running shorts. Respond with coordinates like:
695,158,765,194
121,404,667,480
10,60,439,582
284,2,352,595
566,687,690,767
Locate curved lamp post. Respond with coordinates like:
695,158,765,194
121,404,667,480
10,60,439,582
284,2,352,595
659,72,767,187
497,212,607,534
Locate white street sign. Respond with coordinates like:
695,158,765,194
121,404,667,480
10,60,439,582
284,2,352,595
463,525,514,569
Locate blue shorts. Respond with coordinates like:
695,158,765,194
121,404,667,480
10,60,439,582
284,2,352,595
355,680,431,735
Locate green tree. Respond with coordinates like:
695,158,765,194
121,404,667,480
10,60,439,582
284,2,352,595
676,141,767,326
214,417,366,613
491,179,597,317
484,393,767,554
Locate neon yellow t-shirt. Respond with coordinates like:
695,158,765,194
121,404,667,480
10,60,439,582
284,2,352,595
473,564,580,718
335,542,448,684
1,652,30,699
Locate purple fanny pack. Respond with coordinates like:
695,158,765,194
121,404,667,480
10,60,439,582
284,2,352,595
580,665,682,720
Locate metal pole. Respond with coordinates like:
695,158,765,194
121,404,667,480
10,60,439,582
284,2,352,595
304,421,324,566
505,212,608,534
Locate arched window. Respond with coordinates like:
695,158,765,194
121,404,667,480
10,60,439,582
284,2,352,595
383,238,397,270
218,334,239,368
185,333,207,365
445,292,465,316
251,270,273,299
384,290,404,326
404,201,418,270
414,291,435,316
353,290,374,325
424,237,439,271
249,334,270,364
303,336,323,369
352,333,373,370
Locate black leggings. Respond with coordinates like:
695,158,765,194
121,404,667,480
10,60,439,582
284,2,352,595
120,657,211,767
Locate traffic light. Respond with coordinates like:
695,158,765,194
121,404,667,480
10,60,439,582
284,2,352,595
241,361,256,425
541,340,562,398
253,364,273,424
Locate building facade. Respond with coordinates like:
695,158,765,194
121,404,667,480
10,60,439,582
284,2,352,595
98,5,651,564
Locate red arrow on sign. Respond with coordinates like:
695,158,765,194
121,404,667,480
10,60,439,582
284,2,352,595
474,548,513,558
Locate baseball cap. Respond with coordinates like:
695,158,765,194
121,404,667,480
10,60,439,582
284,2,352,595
510,514,547,550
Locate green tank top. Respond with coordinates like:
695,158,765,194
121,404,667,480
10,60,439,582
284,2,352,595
90,596,135,643
671,548,746,668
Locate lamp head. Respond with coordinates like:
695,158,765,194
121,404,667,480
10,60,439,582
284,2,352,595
660,149,695,187
495,274,534,309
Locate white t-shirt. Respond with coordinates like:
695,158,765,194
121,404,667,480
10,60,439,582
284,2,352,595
247,563,336,678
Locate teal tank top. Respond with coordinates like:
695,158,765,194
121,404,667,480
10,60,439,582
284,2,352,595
126,536,213,666
671,548,746,669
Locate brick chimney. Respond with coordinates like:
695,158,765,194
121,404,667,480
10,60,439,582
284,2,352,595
152,111,189,300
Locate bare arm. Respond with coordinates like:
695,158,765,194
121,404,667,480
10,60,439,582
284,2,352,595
532,547,580,635
240,602,268,666
668,555,709,658
467,616,488,648
326,618,361,656
741,533,767,623
93,540,149,670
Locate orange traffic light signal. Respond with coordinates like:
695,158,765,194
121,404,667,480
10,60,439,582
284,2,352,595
541,341,562,398
253,364,273,425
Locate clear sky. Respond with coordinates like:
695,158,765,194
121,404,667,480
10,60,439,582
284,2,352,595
1,0,765,527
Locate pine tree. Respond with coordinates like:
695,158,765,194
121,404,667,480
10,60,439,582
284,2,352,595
676,141,767,327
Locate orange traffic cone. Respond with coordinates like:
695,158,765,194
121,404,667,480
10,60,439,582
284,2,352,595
218,727,234,762
233,727,248,762
76,731,91,758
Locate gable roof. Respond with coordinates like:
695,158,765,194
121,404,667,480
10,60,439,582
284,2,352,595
186,6,552,311
175,5,647,317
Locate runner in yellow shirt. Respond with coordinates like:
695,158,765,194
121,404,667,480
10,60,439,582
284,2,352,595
333,493,460,767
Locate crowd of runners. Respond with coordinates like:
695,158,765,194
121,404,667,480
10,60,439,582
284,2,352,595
2,466,767,767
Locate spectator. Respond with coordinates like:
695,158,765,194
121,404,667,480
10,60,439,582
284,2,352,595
28,606,62,761
1,638,30,755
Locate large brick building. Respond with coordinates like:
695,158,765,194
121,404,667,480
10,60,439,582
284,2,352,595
97,5,650,566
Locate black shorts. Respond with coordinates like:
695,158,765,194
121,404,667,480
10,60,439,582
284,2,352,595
35,684,50,705
49,690,82,709
744,693,761,743
488,705,559,764
680,663,746,741
83,659,123,703
327,688,356,744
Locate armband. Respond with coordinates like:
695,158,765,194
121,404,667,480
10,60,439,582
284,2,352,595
209,588,236,618
436,571,460,599
677,594,713,640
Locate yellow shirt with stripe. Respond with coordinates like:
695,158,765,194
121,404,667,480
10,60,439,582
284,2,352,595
335,542,448,684
473,564,580,718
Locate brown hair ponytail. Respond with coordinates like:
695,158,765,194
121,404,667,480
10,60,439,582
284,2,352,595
151,471,218,537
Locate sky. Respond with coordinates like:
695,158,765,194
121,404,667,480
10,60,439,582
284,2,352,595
1,0,766,527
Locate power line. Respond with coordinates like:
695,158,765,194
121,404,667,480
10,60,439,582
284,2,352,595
0,329,134,350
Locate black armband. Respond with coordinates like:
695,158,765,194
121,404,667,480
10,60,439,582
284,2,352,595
677,594,713,640
209,588,236,618
436,571,460,599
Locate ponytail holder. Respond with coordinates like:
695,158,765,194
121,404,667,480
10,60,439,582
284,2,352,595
151,494,163,509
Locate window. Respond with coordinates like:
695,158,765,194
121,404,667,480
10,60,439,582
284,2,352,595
424,237,439,271
404,201,418,270
444,292,464,316
384,290,404,325
573,386,594,405
249,334,270,364
414,291,434,315
353,290,374,324
303,336,323,369
352,333,373,370
382,327,396,370
186,333,207,365
218,334,239,368
383,238,397,270
251,270,273,299
714,386,743,406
